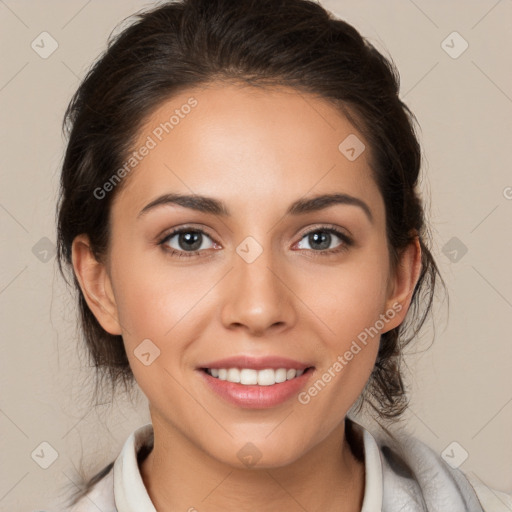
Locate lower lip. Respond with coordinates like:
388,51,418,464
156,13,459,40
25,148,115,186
198,368,314,409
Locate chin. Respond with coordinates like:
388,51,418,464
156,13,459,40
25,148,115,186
209,437,309,471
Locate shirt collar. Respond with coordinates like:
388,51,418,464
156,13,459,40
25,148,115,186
113,423,156,512
113,420,383,511
359,424,383,511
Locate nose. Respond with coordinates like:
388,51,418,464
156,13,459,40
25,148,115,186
220,243,297,337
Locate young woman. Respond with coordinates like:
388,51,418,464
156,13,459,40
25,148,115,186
53,0,508,510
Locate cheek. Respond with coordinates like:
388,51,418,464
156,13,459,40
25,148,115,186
109,255,197,400
110,244,196,337
109,247,220,398
296,241,390,393
299,245,390,336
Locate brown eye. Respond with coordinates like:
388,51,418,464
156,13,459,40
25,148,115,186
295,227,353,255
159,227,216,258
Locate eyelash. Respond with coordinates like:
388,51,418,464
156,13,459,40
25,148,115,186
157,225,353,259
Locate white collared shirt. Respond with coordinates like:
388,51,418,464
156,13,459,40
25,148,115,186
59,420,510,511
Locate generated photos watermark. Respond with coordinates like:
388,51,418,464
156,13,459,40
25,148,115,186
93,96,198,200
298,301,403,405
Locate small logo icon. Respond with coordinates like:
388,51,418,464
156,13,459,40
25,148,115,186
134,339,161,366
31,31,59,59
32,237,56,263
237,442,262,467
236,236,263,264
441,441,469,469
442,236,468,263
338,134,365,161
441,32,468,59
31,441,59,469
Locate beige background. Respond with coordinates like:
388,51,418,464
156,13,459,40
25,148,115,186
0,0,511,510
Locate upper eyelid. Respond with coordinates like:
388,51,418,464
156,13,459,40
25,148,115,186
301,223,351,238
160,225,215,242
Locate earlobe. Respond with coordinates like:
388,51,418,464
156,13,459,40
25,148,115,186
383,235,422,332
71,234,123,336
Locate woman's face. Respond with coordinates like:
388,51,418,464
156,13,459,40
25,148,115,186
78,82,415,468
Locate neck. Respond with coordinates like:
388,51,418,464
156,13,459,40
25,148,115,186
140,414,365,512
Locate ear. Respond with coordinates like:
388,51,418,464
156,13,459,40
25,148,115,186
382,235,422,333
71,234,122,335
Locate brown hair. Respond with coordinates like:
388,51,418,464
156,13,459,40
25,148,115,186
56,0,445,503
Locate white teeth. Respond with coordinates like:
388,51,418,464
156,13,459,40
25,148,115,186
275,368,287,383
257,369,274,386
240,368,258,385
206,367,307,385
227,368,240,383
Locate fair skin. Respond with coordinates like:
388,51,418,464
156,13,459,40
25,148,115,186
72,82,421,511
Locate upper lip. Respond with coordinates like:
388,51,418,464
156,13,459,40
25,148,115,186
198,355,313,371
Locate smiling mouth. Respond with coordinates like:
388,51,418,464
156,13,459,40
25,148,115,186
201,367,314,386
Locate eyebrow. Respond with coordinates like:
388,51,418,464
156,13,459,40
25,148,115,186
137,192,373,223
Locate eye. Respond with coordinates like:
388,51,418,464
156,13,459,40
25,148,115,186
157,224,353,259
295,226,353,255
158,226,217,258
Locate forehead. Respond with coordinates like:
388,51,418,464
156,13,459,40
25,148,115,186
112,82,382,221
